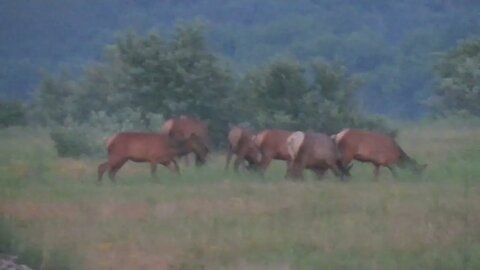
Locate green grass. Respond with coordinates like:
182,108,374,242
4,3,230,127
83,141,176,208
1,124,480,269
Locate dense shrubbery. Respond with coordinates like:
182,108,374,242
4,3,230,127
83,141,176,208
31,24,396,156
0,99,26,128
429,37,480,117
0,218,77,270
49,109,164,158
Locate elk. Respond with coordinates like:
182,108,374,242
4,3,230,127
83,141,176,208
331,128,426,180
253,129,292,176
162,115,210,166
286,131,349,180
225,126,261,172
98,132,208,182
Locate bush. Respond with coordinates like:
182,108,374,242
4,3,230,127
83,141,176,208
238,58,394,135
49,108,164,158
429,37,480,116
0,218,77,270
0,99,26,128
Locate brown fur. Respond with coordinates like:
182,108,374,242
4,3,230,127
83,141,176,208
97,132,208,182
162,116,210,166
333,128,426,180
287,131,348,180
253,129,292,175
225,127,260,172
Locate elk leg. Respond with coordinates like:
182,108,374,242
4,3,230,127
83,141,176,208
233,144,253,171
164,160,180,175
312,167,326,180
387,166,398,179
245,159,258,172
285,159,293,178
373,165,380,181
234,146,249,172
258,154,273,176
150,161,158,179
97,161,109,182
183,155,190,167
340,152,354,170
288,159,305,180
329,161,348,181
225,146,233,171
109,158,127,183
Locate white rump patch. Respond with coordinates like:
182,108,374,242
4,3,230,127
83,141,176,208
162,119,174,133
104,134,118,147
253,131,266,147
334,128,350,143
228,127,243,150
286,131,305,161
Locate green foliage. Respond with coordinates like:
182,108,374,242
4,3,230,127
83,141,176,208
33,23,234,149
238,58,393,134
49,109,164,158
33,23,395,155
0,218,77,270
429,37,480,116
0,219,15,253
30,72,80,125
0,99,26,127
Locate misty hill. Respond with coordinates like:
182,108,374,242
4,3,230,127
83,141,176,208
1,0,479,117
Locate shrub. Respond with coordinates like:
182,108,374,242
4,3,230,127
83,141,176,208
0,99,26,128
49,108,164,158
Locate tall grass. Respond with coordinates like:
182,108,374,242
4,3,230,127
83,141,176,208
1,123,480,269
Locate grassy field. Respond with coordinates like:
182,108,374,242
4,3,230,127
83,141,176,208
1,123,480,270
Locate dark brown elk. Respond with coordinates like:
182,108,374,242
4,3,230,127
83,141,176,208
253,129,292,176
332,128,426,180
98,132,208,182
225,127,261,172
162,116,210,166
286,131,349,181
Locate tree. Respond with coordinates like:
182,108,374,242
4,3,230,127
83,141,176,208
429,37,480,116
33,24,235,148
237,58,393,134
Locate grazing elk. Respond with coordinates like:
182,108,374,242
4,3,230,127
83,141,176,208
286,131,350,181
253,129,292,176
225,126,261,172
331,128,426,180
162,115,210,166
98,132,208,182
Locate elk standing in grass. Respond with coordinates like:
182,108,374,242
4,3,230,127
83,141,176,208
286,131,349,180
331,128,426,180
162,116,210,166
253,129,292,176
98,132,208,182
225,127,261,172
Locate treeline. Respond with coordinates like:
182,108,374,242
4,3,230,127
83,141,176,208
2,0,479,118
24,25,391,156
2,25,479,157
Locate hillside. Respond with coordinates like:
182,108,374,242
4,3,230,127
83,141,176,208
1,0,479,117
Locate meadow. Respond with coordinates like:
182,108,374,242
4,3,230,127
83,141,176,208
1,122,480,270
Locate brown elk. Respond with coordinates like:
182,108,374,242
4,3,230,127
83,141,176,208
97,132,208,182
253,129,292,176
225,127,261,172
162,116,210,166
331,128,426,180
286,131,349,181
